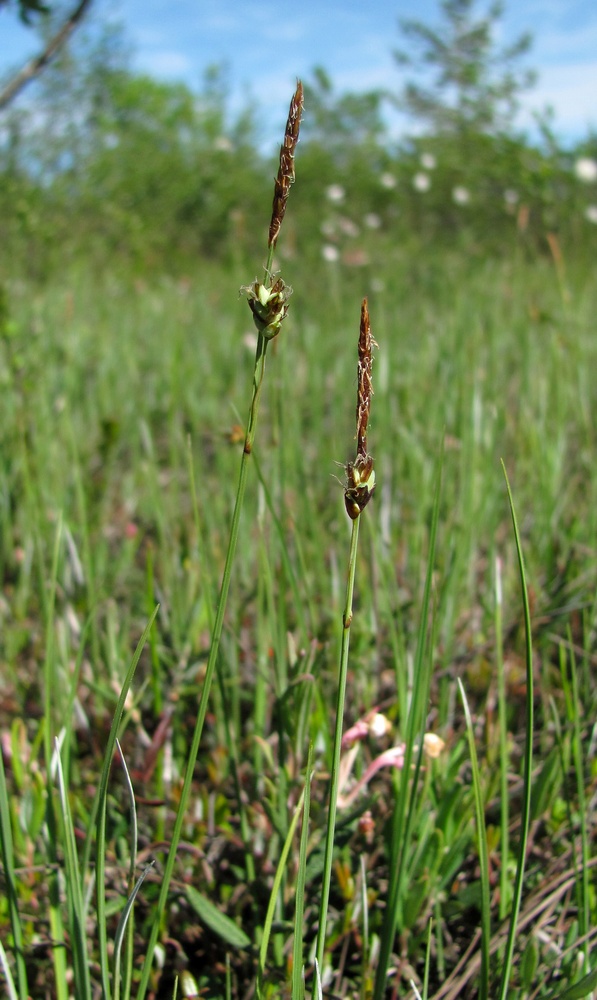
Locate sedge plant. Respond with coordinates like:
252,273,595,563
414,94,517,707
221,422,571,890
135,81,304,999
315,298,378,973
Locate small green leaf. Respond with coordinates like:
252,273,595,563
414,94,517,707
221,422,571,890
545,964,597,1000
530,747,562,820
520,935,538,990
186,886,251,950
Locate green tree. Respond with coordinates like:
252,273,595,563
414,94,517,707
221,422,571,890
294,66,389,239
302,66,386,153
394,0,535,135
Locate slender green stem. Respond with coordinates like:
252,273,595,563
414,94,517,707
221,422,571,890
458,680,490,1000
136,332,270,1000
496,463,534,1000
316,515,360,972
495,555,510,923
568,636,590,972
264,244,275,282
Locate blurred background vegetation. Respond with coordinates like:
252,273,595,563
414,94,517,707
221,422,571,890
0,0,596,280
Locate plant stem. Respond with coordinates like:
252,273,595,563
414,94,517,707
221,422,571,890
316,515,360,972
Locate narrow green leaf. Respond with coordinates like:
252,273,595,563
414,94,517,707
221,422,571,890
0,938,19,1000
497,463,534,1000
292,744,313,1000
374,444,443,1000
0,749,28,1000
545,964,597,1000
258,788,305,998
458,679,490,1000
96,606,160,1000
54,740,92,1000
186,886,251,950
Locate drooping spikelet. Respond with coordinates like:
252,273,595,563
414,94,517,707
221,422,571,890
344,298,378,520
268,81,304,250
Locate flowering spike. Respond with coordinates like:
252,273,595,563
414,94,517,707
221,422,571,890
344,298,377,519
356,297,377,458
268,80,304,250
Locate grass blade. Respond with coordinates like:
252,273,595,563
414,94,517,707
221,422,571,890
96,606,159,1000
0,938,18,1000
292,744,313,1000
458,679,491,1000
113,862,155,1000
494,554,511,922
54,738,92,1000
373,445,443,1000
496,462,534,1000
545,963,597,1000
0,749,28,1000
186,887,251,950
257,787,305,998
315,515,360,972
112,739,139,1000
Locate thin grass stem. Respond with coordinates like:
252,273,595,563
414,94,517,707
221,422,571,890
373,449,443,1000
0,747,28,1000
458,679,490,1000
292,744,313,1000
495,554,510,923
567,632,591,974
257,787,305,998
496,462,534,1000
315,514,360,972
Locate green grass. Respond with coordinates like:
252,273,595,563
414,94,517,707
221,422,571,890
1,242,597,998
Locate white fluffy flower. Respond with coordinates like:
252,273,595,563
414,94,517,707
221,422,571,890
423,733,445,759
321,243,340,262
585,205,597,224
413,172,431,192
326,183,345,203
364,212,382,229
452,185,470,205
420,152,436,170
214,136,233,153
368,713,392,740
504,189,519,206
380,172,396,189
338,216,360,237
574,157,597,183
320,219,336,238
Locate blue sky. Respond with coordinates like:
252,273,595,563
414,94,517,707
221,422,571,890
2,0,597,148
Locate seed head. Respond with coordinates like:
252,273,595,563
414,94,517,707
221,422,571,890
356,298,377,458
344,298,377,520
268,81,304,250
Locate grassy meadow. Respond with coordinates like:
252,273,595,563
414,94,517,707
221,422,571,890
1,168,597,997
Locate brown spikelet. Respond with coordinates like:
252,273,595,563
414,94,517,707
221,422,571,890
356,297,377,458
268,80,304,249
344,298,378,520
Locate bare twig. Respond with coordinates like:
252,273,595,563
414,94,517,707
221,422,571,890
0,0,93,111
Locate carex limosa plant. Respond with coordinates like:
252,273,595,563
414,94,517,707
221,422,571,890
315,298,377,975
134,81,304,1000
